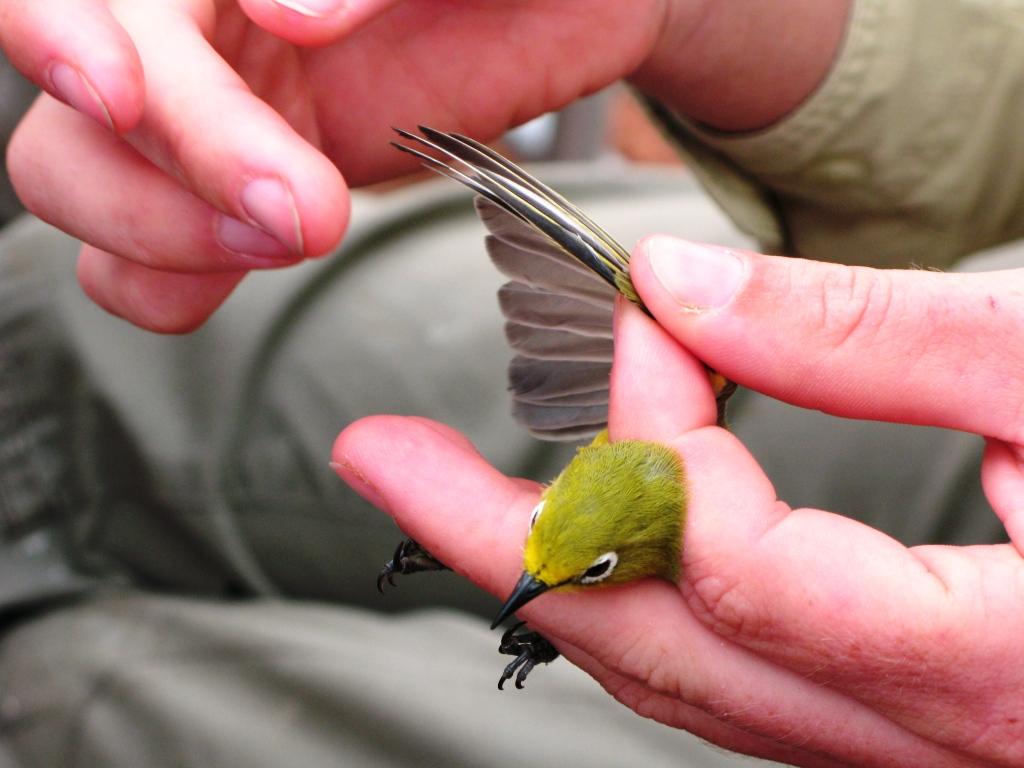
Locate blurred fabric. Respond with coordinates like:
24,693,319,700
0,56,34,226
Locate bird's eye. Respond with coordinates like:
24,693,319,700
580,551,618,585
529,500,545,530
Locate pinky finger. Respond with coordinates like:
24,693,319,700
0,0,144,132
77,246,245,334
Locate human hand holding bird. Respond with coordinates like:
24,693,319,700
335,225,1024,767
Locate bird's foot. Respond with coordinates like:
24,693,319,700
377,538,450,592
497,621,560,690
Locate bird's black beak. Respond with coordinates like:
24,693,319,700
490,572,549,630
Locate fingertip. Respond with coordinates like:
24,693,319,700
222,162,345,261
47,52,145,135
288,162,349,257
332,414,422,470
204,114,349,259
632,234,748,321
331,416,405,511
331,416,496,497
236,0,402,47
331,415,531,588
75,44,146,134
2,0,145,133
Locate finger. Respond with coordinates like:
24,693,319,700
333,415,530,590
557,639,844,768
607,282,1021,760
671,424,1024,762
631,236,1024,443
9,98,304,272
236,0,403,47
333,416,970,768
110,0,347,257
77,246,245,333
608,296,717,443
0,0,144,132
981,438,1024,552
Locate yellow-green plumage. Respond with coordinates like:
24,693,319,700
524,432,685,591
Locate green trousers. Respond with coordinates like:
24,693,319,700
0,169,1007,767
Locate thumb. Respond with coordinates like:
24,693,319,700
631,236,1024,443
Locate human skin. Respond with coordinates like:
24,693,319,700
334,238,1024,767
0,0,849,331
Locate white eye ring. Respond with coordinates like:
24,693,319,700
529,500,545,530
580,551,618,585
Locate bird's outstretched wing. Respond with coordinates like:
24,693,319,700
391,126,734,440
482,196,616,440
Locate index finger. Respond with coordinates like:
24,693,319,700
111,0,347,257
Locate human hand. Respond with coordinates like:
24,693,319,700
0,0,850,332
333,243,1024,767
0,0,676,331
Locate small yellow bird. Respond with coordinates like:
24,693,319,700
379,126,730,689
489,431,684,627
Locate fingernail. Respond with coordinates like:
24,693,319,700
330,460,390,512
647,237,744,311
272,0,339,17
240,178,304,254
216,214,298,266
48,63,114,131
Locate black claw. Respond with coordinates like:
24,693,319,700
376,538,450,592
495,621,559,690
515,659,536,689
499,651,530,691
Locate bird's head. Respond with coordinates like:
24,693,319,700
491,438,685,629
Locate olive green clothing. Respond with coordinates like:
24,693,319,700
661,0,1024,270
0,595,759,768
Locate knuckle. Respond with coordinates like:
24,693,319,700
682,561,772,643
598,628,712,713
814,265,896,354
